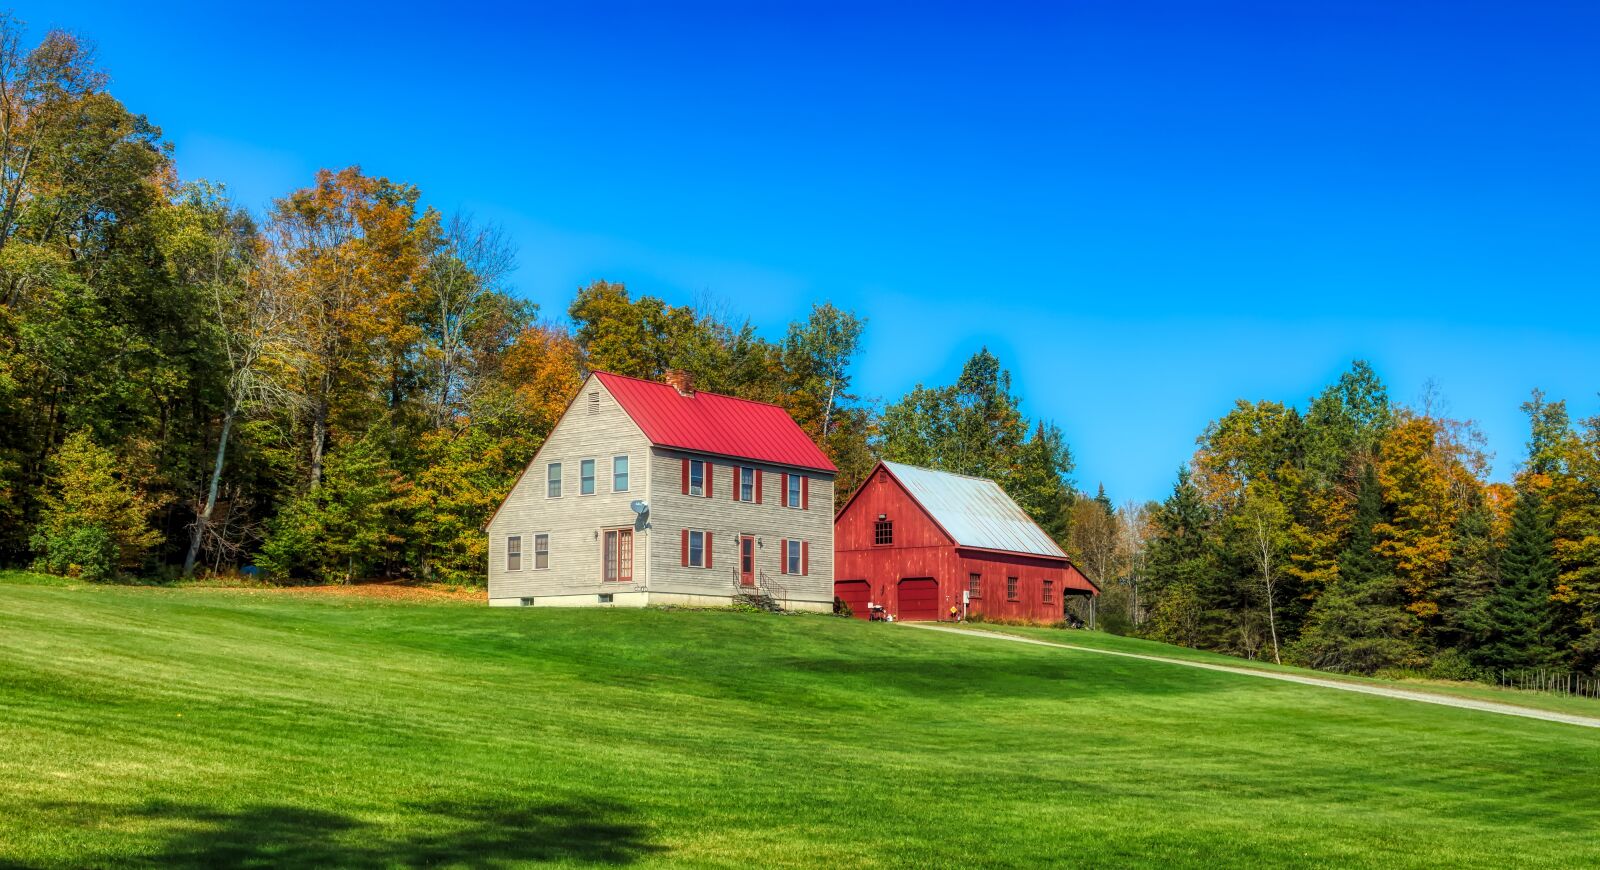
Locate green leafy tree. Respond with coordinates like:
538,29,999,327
258,438,412,583
29,430,161,579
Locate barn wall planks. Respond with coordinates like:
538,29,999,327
834,463,1096,623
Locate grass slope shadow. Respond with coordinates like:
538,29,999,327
14,796,663,869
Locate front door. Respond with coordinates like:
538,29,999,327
739,536,756,586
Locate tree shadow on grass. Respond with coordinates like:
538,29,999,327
23,796,663,868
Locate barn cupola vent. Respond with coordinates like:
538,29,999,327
664,369,695,396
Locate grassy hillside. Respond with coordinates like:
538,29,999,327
2,577,1597,868
960,621,1600,718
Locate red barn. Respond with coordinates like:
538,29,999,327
834,461,1098,623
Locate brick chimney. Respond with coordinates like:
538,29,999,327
663,369,694,396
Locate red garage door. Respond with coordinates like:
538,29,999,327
897,578,940,621
834,580,871,619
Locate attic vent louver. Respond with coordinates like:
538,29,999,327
588,391,600,413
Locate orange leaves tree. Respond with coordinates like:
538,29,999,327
267,167,439,488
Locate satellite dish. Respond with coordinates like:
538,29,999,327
630,500,649,515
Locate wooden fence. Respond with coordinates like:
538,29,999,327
1493,668,1600,699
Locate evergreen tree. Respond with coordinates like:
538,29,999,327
1287,466,1421,674
1471,486,1558,670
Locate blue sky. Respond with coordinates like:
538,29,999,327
31,1,1600,502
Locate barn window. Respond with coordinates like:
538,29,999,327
1043,579,1054,604
689,460,706,497
613,455,629,492
968,573,982,598
873,519,893,545
506,536,522,572
786,473,802,508
604,529,633,582
1006,576,1019,601
688,530,706,568
534,534,549,570
546,462,562,498
739,466,755,502
580,459,596,495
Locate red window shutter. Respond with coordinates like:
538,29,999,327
681,459,689,494
731,467,738,500
782,473,789,505
780,539,788,574
755,470,763,504
801,476,809,510
705,463,713,498
705,532,714,568
801,541,809,575
681,529,689,566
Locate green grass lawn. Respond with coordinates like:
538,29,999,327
960,620,1600,719
2,575,1597,868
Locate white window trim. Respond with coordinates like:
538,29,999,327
689,460,706,497
688,529,707,568
786,474,802,509
613,455,630,493
533,533,550,571
506,535,523,572
580,458,596,496
546,462,562,499
786,539,803,575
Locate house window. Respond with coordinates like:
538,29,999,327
874,519,893,545
688,530,706,568
506,536,522,572
1043,579,1055,604
534,534,549,570
580,459,596,495
739,466,755,502
613,455,629,492
546,462,561,498
1007,576,1019,601
604,529,633,582
968,573,982,598
787,473,802,508
786,539,803,575
689,460,706,497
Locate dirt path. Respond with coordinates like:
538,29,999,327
908,623,1600,729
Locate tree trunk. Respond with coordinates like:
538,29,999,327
184,408,235,577
1264,575,1281,664
309,400,328,489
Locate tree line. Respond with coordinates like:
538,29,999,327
0,17,1075,587
1082,361,1600,680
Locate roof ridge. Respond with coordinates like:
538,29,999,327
591,370,793,414
884,460,1003,485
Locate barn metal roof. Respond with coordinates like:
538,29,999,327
595,372,837,473
882,461,1067,559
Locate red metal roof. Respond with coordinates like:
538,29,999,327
594,372,837,473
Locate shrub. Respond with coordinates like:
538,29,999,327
30,524,116,581
29,431,161,580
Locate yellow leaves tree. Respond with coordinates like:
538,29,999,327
1374,414,1484,619
268,167,439,487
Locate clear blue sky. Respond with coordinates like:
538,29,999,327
31,1,1600,503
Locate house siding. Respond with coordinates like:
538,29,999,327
647,447,835,611
486,375,653,602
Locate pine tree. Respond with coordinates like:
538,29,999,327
1472,486,1558,670
1287,463,1422,674
1338,464,1386,586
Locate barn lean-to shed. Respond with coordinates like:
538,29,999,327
833,461,1098,623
